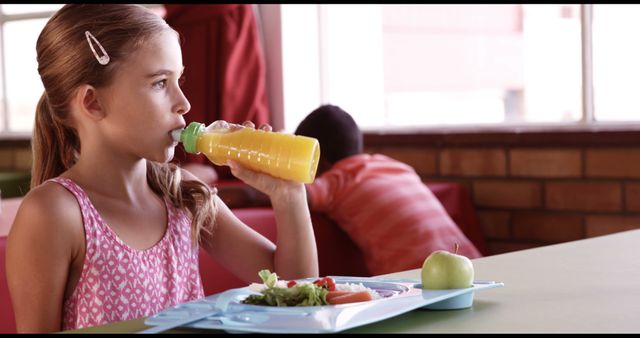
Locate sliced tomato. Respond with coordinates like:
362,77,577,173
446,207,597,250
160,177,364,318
324,277,336,291
313,277,336,291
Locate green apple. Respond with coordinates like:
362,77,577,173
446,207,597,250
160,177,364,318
421,244,474,289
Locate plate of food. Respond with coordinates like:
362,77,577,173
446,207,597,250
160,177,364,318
144,270,503,334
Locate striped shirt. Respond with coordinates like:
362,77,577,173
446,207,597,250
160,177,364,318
307,154,481,275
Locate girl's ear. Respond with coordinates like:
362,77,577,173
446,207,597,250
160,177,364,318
73,84,105,120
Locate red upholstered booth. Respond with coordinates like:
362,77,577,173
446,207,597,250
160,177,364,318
0,181,486,333
0,237,12,333
198,209,369,297
0,210,365,333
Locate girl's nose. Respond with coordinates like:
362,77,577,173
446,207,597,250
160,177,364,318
175,89,191,115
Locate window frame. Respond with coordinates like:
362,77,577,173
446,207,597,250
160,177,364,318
1,5,638,139
259,4,640,134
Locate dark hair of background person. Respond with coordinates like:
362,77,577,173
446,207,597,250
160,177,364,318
294,104,363,165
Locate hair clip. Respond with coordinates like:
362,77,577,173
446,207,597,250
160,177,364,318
85,30,110,66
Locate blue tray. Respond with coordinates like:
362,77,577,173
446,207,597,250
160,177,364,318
143,276,503,334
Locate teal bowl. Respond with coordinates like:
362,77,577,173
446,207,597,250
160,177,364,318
422,291,474,310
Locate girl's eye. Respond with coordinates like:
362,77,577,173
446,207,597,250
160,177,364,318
153,79,167,89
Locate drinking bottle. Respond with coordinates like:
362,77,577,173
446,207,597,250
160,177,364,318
173,121,320,183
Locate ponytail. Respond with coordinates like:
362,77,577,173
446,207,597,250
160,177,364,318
31,92,79,188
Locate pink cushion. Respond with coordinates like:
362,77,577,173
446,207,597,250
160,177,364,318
198,207,278,295
198,208,367,296
311,213,368,277
0,237,16,333
0,208,365,333
4,194,482,332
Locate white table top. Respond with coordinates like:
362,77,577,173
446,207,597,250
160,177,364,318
67,229,640,333
364,229,640,333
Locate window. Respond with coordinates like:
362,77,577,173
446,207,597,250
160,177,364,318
2,5,640,136
592,5,640,122
0,5,63,136
0,4,165,138
274,4,640,132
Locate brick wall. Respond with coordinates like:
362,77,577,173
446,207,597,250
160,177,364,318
364,129,640,256
3,131,640,256
0,140,32,172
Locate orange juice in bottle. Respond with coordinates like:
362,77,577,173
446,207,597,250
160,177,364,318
173,121,320,183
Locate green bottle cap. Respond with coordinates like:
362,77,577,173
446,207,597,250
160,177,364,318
181,122,205,154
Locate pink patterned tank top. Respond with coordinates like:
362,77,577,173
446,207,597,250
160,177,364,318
49,177,205,331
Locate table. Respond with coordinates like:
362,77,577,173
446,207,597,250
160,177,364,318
65,229,640,333
1,180,487,333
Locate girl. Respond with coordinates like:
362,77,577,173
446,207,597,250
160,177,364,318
5,4,318,333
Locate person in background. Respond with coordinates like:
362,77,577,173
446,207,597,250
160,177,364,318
295,104,481,276
5,4,317,333
215,104,482,275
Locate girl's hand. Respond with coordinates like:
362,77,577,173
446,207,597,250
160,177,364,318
221,121,317,280
238,120,272,132
223,120,304,201
208,120,273,133
227,160,304,203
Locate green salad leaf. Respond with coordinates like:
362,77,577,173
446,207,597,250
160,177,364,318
259,269,278,288
241,270,329,307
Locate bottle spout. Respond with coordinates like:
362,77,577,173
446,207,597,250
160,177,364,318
181,122,206,154
171,129,184,142
171,129,183,143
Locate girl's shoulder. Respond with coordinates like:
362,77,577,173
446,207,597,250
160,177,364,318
21,180,81,217
10,180,84,245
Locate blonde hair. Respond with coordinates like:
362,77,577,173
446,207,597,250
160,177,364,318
32,4,215,244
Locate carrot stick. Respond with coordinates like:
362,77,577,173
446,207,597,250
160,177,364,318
325,290,351,303
326,291,373,305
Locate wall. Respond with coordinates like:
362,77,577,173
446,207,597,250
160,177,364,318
0,140,31,172
3,129,640,256
365,128,640,256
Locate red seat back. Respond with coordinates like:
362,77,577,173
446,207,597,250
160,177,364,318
199,208,368,296
0,237,16,333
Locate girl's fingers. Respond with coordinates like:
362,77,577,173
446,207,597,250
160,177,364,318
228,160,264,187
241,121,255,129
227,160,283,196
258,124,272,132
236,121,272,132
